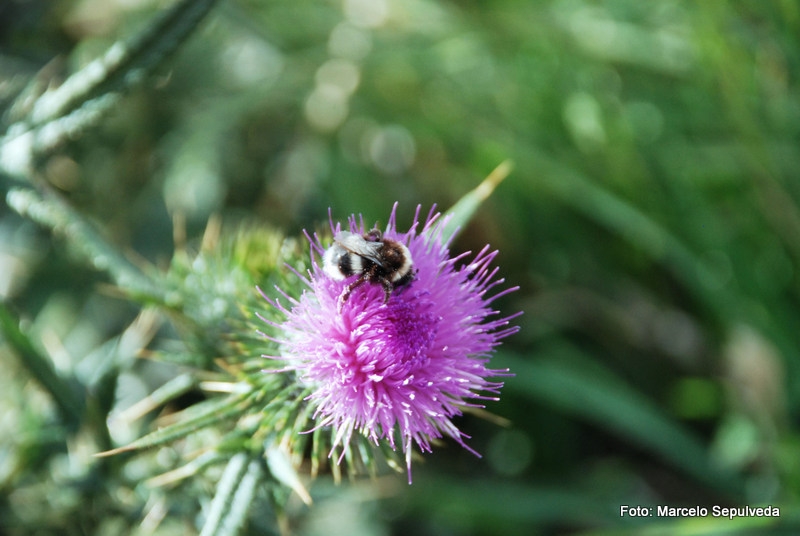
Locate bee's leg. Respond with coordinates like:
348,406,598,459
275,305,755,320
380,278,393,303
339,263,378,307
340,275,367,305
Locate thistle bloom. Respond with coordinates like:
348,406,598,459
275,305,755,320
264,204,519,482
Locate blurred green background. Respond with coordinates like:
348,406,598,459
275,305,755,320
3,0,800,534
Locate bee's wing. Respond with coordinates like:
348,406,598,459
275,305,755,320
335,231,385,266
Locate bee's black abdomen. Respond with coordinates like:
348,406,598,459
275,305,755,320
339,251,368,277
337,251,353,276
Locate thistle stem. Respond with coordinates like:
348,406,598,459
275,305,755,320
0,302,83,427
6,185,162,300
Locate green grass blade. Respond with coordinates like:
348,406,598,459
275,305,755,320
501,346,745,497
439,160,513,244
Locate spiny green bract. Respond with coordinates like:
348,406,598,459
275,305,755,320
108,220,402,519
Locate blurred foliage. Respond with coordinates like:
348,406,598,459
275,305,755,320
2,0,800,534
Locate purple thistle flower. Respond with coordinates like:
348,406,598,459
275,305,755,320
263,204,519,482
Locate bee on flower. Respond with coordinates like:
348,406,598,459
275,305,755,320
261,204,520,483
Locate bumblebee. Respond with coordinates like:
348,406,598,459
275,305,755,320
322,228,414,304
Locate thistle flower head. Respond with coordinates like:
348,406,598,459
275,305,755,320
263,204,519,482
